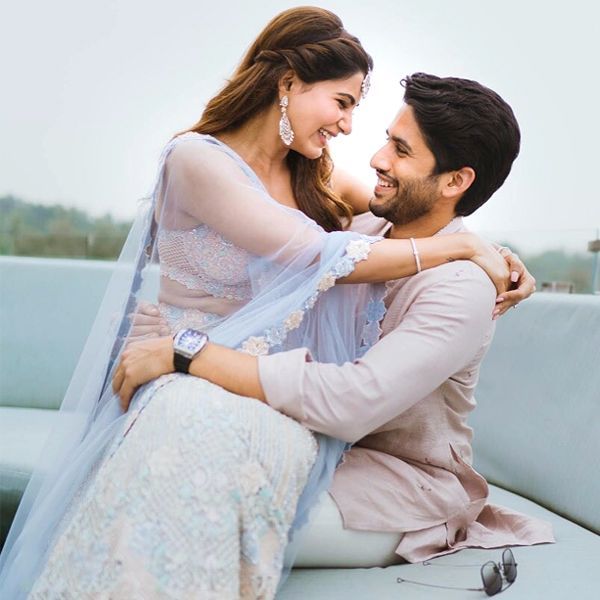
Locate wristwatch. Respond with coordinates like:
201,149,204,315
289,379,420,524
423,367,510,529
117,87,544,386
172,328,209,374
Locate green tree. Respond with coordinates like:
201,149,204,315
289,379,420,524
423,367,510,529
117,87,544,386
0,196,132,260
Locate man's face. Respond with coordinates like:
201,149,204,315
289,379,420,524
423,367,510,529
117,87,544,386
369,105,442,225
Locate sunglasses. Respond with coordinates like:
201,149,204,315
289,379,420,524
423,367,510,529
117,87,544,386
396,548,518,596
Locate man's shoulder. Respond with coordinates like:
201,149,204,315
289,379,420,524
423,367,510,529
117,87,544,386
391,259,494,294
382,260,496,341
348,212,390,236
421,259,492,284
384,260,496,328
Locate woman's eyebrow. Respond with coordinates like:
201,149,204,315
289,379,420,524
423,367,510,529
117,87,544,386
337,92,357,105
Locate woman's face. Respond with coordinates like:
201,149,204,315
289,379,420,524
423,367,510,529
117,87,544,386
285,72,364,159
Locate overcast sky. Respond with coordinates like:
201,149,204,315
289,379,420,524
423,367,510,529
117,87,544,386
2,0,599,250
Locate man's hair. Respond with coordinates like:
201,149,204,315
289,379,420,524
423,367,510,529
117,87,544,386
402,73,520,216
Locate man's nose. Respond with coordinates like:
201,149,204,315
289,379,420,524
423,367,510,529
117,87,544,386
370,145,390,171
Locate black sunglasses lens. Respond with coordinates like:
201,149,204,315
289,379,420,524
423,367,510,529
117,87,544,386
502,548,517,583
481,562,503,596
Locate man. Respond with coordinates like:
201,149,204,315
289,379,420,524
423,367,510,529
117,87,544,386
114,73,552,562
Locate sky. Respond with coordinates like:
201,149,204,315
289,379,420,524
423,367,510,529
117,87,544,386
1,0,599,251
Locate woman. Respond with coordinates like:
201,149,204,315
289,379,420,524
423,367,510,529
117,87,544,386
0,7,521,599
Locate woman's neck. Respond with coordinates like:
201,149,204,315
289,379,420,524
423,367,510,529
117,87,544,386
217,106,289,182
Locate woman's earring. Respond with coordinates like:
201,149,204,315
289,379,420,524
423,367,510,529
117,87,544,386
279,96,294,146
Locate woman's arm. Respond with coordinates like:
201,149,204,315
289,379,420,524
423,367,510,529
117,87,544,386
342,233,510,295
330,167,372,215
128,247,532,342
164,140,508,294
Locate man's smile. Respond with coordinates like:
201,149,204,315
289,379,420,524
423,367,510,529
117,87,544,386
374,170,398,195
376,177,395,188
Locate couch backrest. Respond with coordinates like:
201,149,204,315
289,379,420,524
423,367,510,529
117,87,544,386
1,257,161,410
0,257,114,409
472,293,600,534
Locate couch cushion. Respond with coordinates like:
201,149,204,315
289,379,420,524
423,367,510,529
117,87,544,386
280,485,600,599
4,407,599,599
471,294,600,534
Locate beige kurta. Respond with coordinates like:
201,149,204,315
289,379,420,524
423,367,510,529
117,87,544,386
258,216,554,562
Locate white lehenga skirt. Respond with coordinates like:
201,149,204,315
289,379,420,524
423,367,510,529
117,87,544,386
29,375,318,600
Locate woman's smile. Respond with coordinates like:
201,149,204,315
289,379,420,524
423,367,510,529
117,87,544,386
317,127,334,146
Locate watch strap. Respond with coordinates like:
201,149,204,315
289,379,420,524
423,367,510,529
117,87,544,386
173,352,192,374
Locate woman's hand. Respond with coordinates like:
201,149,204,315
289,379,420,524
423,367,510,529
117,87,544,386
468,235,510,297
493,248,536,318
128,301,170,340
112,336,175,411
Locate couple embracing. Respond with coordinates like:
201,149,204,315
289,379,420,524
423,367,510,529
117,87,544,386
0,6,552,598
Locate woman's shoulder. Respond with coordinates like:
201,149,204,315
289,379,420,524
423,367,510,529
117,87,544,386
165,133,226,164
163,133,252,183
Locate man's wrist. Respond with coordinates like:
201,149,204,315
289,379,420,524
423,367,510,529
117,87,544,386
188,342,214,378
167,337,176,373
188,343,266,402
173,329,210,374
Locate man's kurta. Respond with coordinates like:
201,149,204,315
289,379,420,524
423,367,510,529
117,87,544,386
258,216,553,561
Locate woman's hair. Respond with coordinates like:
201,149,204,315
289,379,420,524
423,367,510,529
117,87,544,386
185,7,373,231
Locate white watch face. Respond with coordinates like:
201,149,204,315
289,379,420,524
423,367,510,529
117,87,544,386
174,329,207,358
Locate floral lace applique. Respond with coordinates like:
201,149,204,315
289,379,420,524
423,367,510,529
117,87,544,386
240,236,384,357
359,295,387,356
157,302,223,333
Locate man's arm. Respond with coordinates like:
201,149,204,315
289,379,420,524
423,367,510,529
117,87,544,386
189,343,265,401
257,263,496,442
115,264,495,434
112,336,265,411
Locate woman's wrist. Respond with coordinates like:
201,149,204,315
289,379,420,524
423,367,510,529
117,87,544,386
454,232,480,261
418,233,477,272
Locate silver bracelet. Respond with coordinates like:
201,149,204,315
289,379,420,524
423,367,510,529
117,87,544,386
409,237,422,273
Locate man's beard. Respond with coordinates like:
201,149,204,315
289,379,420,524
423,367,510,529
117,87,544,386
369,174,440,226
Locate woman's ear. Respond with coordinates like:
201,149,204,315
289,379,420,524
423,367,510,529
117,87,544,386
278,70,297,96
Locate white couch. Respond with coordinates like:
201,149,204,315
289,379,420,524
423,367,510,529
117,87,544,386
1,256,599,598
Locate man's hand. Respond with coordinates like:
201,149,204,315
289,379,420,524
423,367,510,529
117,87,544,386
112,336,175,411
128,301,170,340
493,248,536,319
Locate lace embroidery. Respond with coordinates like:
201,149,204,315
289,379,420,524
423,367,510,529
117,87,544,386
239,236,382,356
30,377,318,599
158,226,253,301
158,303,222,333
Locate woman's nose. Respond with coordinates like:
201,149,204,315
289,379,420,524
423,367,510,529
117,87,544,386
338,112,353,136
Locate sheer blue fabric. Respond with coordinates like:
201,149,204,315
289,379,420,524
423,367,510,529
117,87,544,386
0,133,386,596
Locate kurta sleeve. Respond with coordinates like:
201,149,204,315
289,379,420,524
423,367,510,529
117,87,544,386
258,262,496,443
